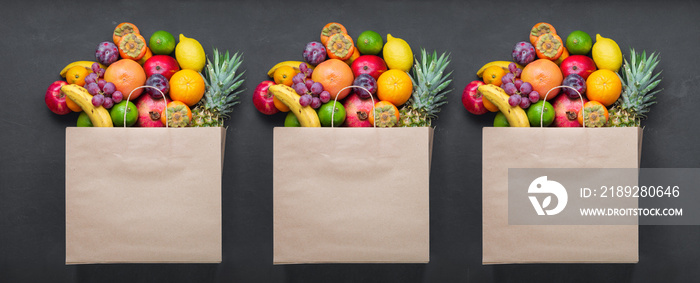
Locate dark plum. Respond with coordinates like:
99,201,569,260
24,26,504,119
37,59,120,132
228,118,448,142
352,74,377,99
512,41,536,66
95,41,119,66
562,74,587,99
145,74,170,98
303,41,327,66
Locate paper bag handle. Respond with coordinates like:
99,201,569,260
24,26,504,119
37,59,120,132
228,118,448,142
125,86,168,128
331,85,377,128
541,85,586,128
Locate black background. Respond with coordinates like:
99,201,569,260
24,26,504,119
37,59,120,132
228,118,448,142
2,0,700,282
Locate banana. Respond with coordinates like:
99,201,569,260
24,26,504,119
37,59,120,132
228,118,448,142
59,61,107,78
268,84,321,127
476,61,523,78
478,84,530,127
266,61,314,78
61,84,113,127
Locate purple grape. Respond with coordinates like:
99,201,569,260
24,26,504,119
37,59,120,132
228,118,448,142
503,82,517,96
299,94,312,107
98,68,106,78
145,74,170,98
97,79,107,90
508,62,518,74
310,82,324,95
352,74,377,99
86,82,101,96
501,73,515,85
319,90,331,103
112,91,123,103
561,74,587,99
529,91,540,103
292,73,305,85
95,41,119,66
102,82,116,96
91,94,105,107
304,68,313,78
302,41,327,66
293,82,308,95
508,94,521,107
519,96,531,109
519,82,533,95
304,79,314,90
512,41,536,66
103,97,114,109
310,96,322,109
299,63,309,75
513,68,522,78
91,62,101,74
513,79,523,90
84,73,99,85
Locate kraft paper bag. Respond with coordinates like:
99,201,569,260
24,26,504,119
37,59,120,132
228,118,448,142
482,127,642,264
65,127,225,264
273,127,433,264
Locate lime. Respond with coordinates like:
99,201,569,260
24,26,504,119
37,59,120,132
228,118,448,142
356,30,384,55
175,34,206,72
382,34,413,72
76,111,93,127
493,111,510,127
110,100,138,127
149,30,176,55
527,100,555,127
592,34,623,72
284,112,301,127
317,101,346,127
565,30,592,55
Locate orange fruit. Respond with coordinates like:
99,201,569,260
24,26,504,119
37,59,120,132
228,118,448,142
585,69,622,106
169,69,206,106
311,58,354,101
369,100,400,127
521,59,563,100
482,95,499,112
113,22,140,45
344,47,361,65
66,96,82,112
529,22,557,46
320,22,348,46
554,47,570,66
376,69,413,106
578,100,609,127
118,33,148,61
66,66,90,86
273,96,290,112
482,65,506,86
137,47,153,65
104,59,147,100
273,65,297,86
160,100,192,127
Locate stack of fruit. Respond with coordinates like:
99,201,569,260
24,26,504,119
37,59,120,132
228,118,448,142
462,22,662,127
45,22,245,128
252,22,454,127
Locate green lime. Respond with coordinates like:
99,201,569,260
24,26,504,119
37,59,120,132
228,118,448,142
493,111,510,127
317,101,346,127
527,100,555,127
356,30,384,55
110,100,138,127
566,30,593,55
76,111,93,127
149,30,176,55
284,112,301,127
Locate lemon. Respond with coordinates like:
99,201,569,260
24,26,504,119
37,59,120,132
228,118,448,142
591,34,622,72
175,34,206,72
382,34,413,72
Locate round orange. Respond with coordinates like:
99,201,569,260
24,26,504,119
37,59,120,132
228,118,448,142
160,100,192,127
586,69,622,106
104,59,147,100
521,59,563,100
311,58,354,101
169,69,206,106
273,65,297,86
578,100,609,127
482,95,499,112
66,66,90,86
137,47,153,65
66,96,82,112
273,96,290,112
368,100,400,127
482,65,506,86
376,69,413,106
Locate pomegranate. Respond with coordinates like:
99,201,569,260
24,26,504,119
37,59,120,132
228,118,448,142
135,94,168,127
552,93,588,127
342,92,375,127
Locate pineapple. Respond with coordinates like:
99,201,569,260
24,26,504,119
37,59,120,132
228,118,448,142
607,48,662,127
190,48,245,127
398,49,453,127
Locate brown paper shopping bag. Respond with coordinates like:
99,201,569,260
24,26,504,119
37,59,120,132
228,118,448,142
65,127,225,264
273,127,433,264
482,127,642,264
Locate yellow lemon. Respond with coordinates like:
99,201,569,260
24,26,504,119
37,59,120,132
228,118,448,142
175,34,206,72
591,34,623,72
382,34,413,72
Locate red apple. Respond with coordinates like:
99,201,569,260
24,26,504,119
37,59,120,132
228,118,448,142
143,55,180,80
560,55,596,80
462,80,487,115
45,81,71,115
252,81,278,115
351,55,388,80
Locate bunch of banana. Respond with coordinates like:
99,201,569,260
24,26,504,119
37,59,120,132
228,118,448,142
475,61,523,78
268,84,320,127
61,84,113,127
59,61,106,78
478,84,530,127
266,61,314,77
